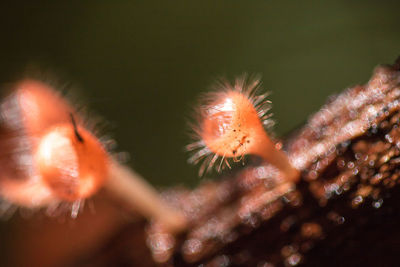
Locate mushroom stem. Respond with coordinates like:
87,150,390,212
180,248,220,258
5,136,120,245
105,159,187,233
256,132,300,182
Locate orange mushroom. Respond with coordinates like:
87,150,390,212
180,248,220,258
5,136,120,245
0,79,186,232
188,76,299,182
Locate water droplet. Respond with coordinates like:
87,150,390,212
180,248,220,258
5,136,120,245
385,134,394,143
285,253,302,266
373,199,383,209
347,161,355,169
327,211,345,225
352,195,364,207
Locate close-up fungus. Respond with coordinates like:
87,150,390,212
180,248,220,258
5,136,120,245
0,80,186,232
187,76,300,182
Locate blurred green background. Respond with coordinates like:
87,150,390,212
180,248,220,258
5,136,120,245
0,0,399,188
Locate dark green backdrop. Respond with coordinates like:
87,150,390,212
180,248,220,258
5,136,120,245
0,1,399,188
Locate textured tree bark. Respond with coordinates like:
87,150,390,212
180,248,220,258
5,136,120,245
7,58,400,267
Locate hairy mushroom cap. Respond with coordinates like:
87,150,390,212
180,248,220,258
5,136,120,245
36,123,108,201
187,76,274,175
